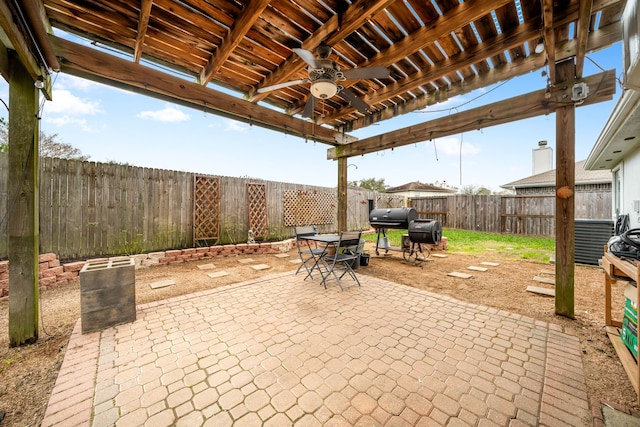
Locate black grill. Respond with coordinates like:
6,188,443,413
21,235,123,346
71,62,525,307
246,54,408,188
369,208,442,258
369,208,418,229
408,219,442,244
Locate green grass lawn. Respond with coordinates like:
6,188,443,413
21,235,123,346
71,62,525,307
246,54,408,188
362,228,555,263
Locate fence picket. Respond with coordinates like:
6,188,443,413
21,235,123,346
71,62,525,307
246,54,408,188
0,153,612,260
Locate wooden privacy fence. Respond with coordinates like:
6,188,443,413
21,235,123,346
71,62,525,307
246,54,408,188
409,192,612,236
0,154,401,260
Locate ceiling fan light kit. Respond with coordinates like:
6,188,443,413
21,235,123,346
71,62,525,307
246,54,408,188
258,43,390,118
311,79,338,99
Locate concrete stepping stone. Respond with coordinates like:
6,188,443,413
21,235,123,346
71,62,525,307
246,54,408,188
251,264,271,271
197,263,216,270
207,271,229,278
526,285,555,296
149,279,176,289
533,275,555,285
238,258,255,264
274,253,290,258
540,269,555,275
431,253,447,258
289,259,302,264
448,272,472,279
467,266,488,272
480,261,500,266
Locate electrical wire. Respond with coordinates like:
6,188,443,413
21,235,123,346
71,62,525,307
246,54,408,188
585,55,624,88
416,78,513,114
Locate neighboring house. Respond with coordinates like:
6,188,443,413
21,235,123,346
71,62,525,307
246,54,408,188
502,160,612,195
385,181,457,199
585,1,640,228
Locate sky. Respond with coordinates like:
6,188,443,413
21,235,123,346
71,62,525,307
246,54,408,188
0,34,624,193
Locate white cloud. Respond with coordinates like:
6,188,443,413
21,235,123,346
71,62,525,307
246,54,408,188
431,137,480,157
224,120,249,132
44,89,103,116
55,74,96,92
44,116,104,133
137,106,190,122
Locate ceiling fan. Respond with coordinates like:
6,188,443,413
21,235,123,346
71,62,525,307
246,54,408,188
256,44,390,118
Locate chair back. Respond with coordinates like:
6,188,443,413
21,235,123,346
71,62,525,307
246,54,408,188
338,231,362,252
295,225,317,239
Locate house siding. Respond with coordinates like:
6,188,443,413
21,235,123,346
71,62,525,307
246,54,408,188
619,145,640,228
515,183,611,195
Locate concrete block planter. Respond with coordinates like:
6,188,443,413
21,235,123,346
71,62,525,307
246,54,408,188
80,258,135,334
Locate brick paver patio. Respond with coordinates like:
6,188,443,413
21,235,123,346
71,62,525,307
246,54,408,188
42,272,591,426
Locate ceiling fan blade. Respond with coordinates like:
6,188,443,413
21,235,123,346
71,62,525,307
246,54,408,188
302,96,318,118
338,88,370,113
342,66,390,80
293,48,322,69
256,78,309,93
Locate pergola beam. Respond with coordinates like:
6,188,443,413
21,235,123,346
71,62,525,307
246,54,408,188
543,0,557,82
326,0,619,125
133,0,153,63
249,0,396,102
200,0,271,85
328,69,616,159
292,0,513,115
50,35,356,146
575,0,594,78
0,0,53,98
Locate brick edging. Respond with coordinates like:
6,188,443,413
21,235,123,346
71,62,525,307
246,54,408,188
0,239,296,300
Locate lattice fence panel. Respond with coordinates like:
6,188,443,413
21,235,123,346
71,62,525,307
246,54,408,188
193,176,221,243
247,183,268,238
376,194,405,209
283,189,336,226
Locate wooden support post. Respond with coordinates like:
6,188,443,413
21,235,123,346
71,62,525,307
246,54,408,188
337,157,347,232
554,58,576,319
8,52,40,346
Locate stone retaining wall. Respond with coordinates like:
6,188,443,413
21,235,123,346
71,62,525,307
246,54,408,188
0,239,296,300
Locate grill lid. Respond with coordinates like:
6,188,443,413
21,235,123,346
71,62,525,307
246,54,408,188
369,207,418,229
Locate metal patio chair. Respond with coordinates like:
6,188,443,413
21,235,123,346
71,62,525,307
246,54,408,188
294,225,325,279
320,231,362,291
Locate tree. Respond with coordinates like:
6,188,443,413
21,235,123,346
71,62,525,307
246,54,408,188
351,177,387,192
460,184,492,195
0,117,89,160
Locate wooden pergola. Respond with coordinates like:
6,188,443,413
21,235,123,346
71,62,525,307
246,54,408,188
0,0,624,345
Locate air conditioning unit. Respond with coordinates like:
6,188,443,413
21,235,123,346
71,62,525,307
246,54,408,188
623,0,640,90
574,220,614,266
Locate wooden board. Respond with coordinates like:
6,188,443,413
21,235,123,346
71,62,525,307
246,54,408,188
448,272,472,279
526,285,555,297
150,279,176,289
606,326,639,397
533,275,555,285
207,271,229,278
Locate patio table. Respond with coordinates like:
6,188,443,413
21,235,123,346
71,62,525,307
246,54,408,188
297,234,340,279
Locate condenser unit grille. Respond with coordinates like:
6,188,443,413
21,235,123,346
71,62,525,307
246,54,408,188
575,219,614,265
